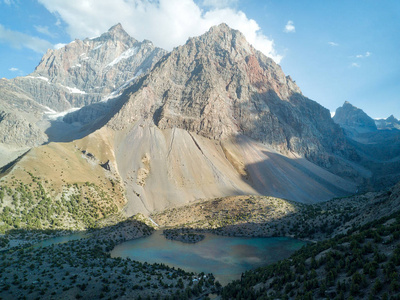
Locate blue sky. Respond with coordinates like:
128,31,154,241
0,0,399,118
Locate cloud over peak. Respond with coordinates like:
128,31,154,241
37,0,282,63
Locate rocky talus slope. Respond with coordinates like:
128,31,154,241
0,111,46,147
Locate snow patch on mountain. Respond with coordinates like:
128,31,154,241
101,69,143,102
107,47,138,67
60,85,86,94
45,107,81,121
93,43,103,51
26,76,49,82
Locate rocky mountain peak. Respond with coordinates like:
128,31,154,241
106,23,357,178
343,100,352,106
207,23,245,42
186,23,252,60
108,23,124,33
333,101,377,133
9,24,166,112
387,114,398,123
375,114,400,130
95,23,134,43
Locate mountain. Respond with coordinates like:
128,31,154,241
333,101,377,135
0,23,364,219
1,22,400,300
107,24,354,159
333,102,400,190
104,24,362,210
0,24,166,164
375,115,400,130
12,23,166,112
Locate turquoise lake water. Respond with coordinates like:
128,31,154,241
111,230,306,285
33,232,88,248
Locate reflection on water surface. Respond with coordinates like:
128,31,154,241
111,230,306,285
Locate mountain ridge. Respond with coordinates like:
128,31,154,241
0,24,167,157
0,23,375,218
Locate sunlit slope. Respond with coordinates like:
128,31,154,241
113,121,356,215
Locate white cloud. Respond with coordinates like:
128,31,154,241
202,0,238,9
350,62,360,68
356,51,371,58
0,24,53,53
34,25,56,38
8,67,18,71
328,41,338,46
37,0,282,63
284,20,295,33
3,0,12,5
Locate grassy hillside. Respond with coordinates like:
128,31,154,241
0,175,119,232
0,128,126,233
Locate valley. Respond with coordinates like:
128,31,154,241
0,21,399,299
1,181,400,299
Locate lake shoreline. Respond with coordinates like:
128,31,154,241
110,229,307,286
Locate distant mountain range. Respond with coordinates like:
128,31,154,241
333,101,399,133
333,101,400,190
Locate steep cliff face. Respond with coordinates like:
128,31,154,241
11,24,167,112
0,79,48,147
108,24,358,177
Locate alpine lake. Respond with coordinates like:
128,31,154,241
110,230,306,285
35,230,306,286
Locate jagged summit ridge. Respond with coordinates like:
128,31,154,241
10,23,166,112
94,23,134,43
0,24,167,155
